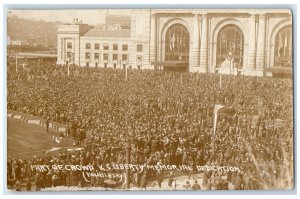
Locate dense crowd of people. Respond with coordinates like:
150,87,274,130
7,58,293,191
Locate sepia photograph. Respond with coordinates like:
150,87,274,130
6,7,294,191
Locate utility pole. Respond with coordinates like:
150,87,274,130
125,65,128,81
125,141,131,189
67,56,71,77
15,54,18,73
219,72,222,89
180,74,183,84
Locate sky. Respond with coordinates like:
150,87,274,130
8,9,134,25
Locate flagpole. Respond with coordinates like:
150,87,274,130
125,142,130,189
213,132,215,162
67,61,70,77
284,33,288,57
15,54,18,73
219,72,222,89
180,74,183,84
212,104,224,162
125,65,128,81
212,112,218,162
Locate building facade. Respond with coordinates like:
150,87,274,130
57,9,292,76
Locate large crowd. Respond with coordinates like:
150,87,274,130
7,58,293,191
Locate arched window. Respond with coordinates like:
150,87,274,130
217,25,244,68
165,24,190,62
274,25,292,67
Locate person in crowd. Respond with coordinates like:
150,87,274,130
140,173,147,190
46,117,50,132
168,171,175,187
192,179,201,190
157,169,163,188
15,181,21,191
183,180,191,189
25,177,32,191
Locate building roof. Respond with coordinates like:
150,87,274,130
106,15,131,27
82,28,131,38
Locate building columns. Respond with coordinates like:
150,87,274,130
247,14,256,70
149,13,157,66
62,38,65,63
60,38,63,60
192,14,200,67
256,14,266,70
199,13,208,70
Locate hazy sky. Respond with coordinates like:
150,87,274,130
8,9,134,25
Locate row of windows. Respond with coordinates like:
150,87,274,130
84,63,142,70
66,52,128,61
66,42,106,50
84,53,128,61
67,42,143,52
87,43,143,51
86,43,130,51
66,52,143,63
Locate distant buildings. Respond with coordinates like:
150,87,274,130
57,9,292,76
7,15,59,49
10,39,22,46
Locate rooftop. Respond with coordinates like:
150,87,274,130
82,28,131,38
106,15,131,28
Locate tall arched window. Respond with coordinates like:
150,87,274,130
217,25,244,68
165,24,190,62
274,25,292,67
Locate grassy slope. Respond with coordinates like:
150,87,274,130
7,117,73,159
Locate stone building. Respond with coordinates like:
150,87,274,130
57,9,292,76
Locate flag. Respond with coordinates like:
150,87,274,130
170,33,175,51
212,104,224,136
284,33,288,57
67,147,84,152
289,35,292,57
278,33,283,57
45,147,62,155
